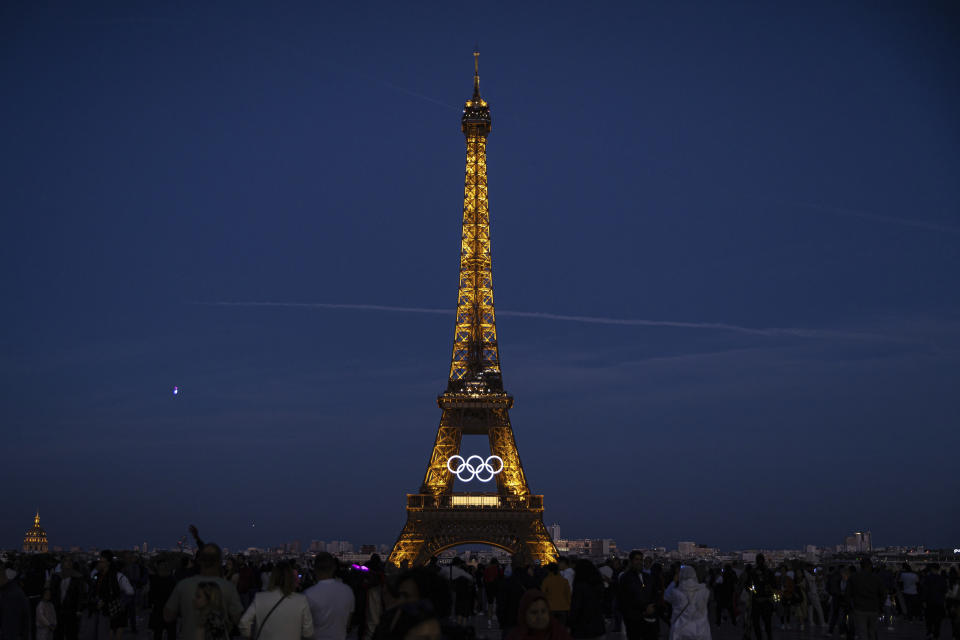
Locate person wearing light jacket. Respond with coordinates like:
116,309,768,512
664,566,711,640
239,562,313,640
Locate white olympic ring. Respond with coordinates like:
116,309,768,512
446,455,504,482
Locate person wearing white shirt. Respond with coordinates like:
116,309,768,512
559,558,575,592
239,562,313,640
303,554,354,640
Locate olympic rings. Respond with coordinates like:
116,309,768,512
446,455,504,482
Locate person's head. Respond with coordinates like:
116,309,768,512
395,568,451,618
755,554,766,568
546,563,559,575
558,557,569,570
629,550,644,572
366,554,384,573
194,584,208,610
98,550,115,575
518,590,551,631
860,558,872,572
678,565,698,586
387,601,441,640
643,556,653,570
574,559,602,587
269,561,297,596
198,544,222,574
314,553,338,580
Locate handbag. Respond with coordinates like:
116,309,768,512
104,594,126,618
100,575,126,618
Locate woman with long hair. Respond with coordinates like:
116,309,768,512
195,582,230,640
569,561,605,640
239,561,313,640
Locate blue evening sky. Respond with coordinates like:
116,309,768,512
2,1,958,552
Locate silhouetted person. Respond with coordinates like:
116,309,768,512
748,555,775,640
147,559,176,640
923,564,948,640
715,565,737,627
50,558,85,640
619,551,658,640
164,542,242,639
497,558,528,637
569,560,605,640
846,559,884,640
2,567,31,640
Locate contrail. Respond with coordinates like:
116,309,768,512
196,301,850,338
789,201,960,235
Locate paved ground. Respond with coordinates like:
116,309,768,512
467,611,939,640
112,608,941,640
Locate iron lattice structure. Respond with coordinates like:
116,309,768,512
389,54,558,567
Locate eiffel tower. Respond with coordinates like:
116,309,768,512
388,53,558,567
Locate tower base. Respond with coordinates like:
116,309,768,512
388,494,557,567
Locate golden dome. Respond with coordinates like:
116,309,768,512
22,511,48,553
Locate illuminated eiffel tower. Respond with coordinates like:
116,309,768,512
388,53,558,567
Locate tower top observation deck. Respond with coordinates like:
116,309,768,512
461,51,490,133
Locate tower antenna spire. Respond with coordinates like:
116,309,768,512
473,49,481,98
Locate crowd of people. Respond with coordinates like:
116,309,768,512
2,534,959,640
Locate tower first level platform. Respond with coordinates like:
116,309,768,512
390,494,556,566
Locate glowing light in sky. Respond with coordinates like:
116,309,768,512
172,386,179,395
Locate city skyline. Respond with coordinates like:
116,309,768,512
4,511,940,558
2,2,959,553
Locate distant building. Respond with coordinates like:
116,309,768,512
599,539,617,557
678,541,696,556
552,538,616,558
548,523,561,542
844,531,872,552
309,540,324,552
23,512,49,553
326,540,354,554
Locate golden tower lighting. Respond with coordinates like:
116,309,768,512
388,53,557,567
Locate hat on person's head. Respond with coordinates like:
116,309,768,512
4,568,16,580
